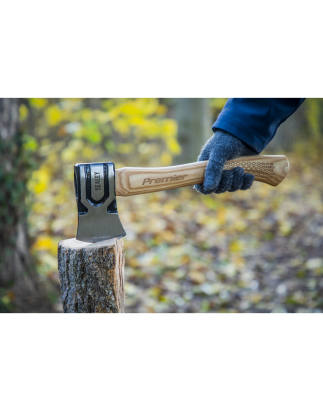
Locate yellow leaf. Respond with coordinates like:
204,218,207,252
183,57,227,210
32,236,58,256
46,105,64,127
166,136,181,155
30,98,47,109
113,118,130,135
28,168,50,194
156,104,167,115
81,109,93,122
229,240,244,253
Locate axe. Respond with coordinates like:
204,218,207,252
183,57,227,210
74,155,290,243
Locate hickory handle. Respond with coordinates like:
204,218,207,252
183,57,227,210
115,155,290,197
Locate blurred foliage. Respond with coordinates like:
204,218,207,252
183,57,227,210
4,98,321,312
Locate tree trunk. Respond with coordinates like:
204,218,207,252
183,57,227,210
175,98,211,164
0,98,54,312
58,238,125,313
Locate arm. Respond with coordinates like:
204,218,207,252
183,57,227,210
213,98,305,153
195,98,305,195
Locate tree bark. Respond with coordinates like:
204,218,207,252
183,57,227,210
175,98,211,164
0,98,54,312
58,238,125,313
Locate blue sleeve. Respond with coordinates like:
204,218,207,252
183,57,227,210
212,98,305,153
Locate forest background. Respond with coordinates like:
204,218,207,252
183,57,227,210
0,98,322,313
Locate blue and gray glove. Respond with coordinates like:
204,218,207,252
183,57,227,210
194,130,257,195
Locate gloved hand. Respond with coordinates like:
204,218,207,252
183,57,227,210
194,130,258,195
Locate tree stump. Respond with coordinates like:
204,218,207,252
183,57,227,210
57,238,125,313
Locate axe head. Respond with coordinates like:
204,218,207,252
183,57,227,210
74,162,126,243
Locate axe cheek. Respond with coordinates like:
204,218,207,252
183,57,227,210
77,210,126,243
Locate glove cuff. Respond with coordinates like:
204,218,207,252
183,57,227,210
212,129,258,158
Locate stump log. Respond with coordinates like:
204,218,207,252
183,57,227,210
58,238,125,313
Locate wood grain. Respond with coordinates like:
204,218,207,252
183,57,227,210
58,238,125,313
115,155,290,197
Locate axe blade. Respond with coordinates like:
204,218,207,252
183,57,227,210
74,162,126,243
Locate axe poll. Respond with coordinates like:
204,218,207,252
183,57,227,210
74,155,290,243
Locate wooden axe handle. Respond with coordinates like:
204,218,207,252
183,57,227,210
115,155,290,197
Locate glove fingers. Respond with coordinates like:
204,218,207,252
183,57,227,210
194,136,215,194
194,184,214,195
197,170,255,195
228,167,245,192
241,173,255,190
214,170,234,194
202,147,227,192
